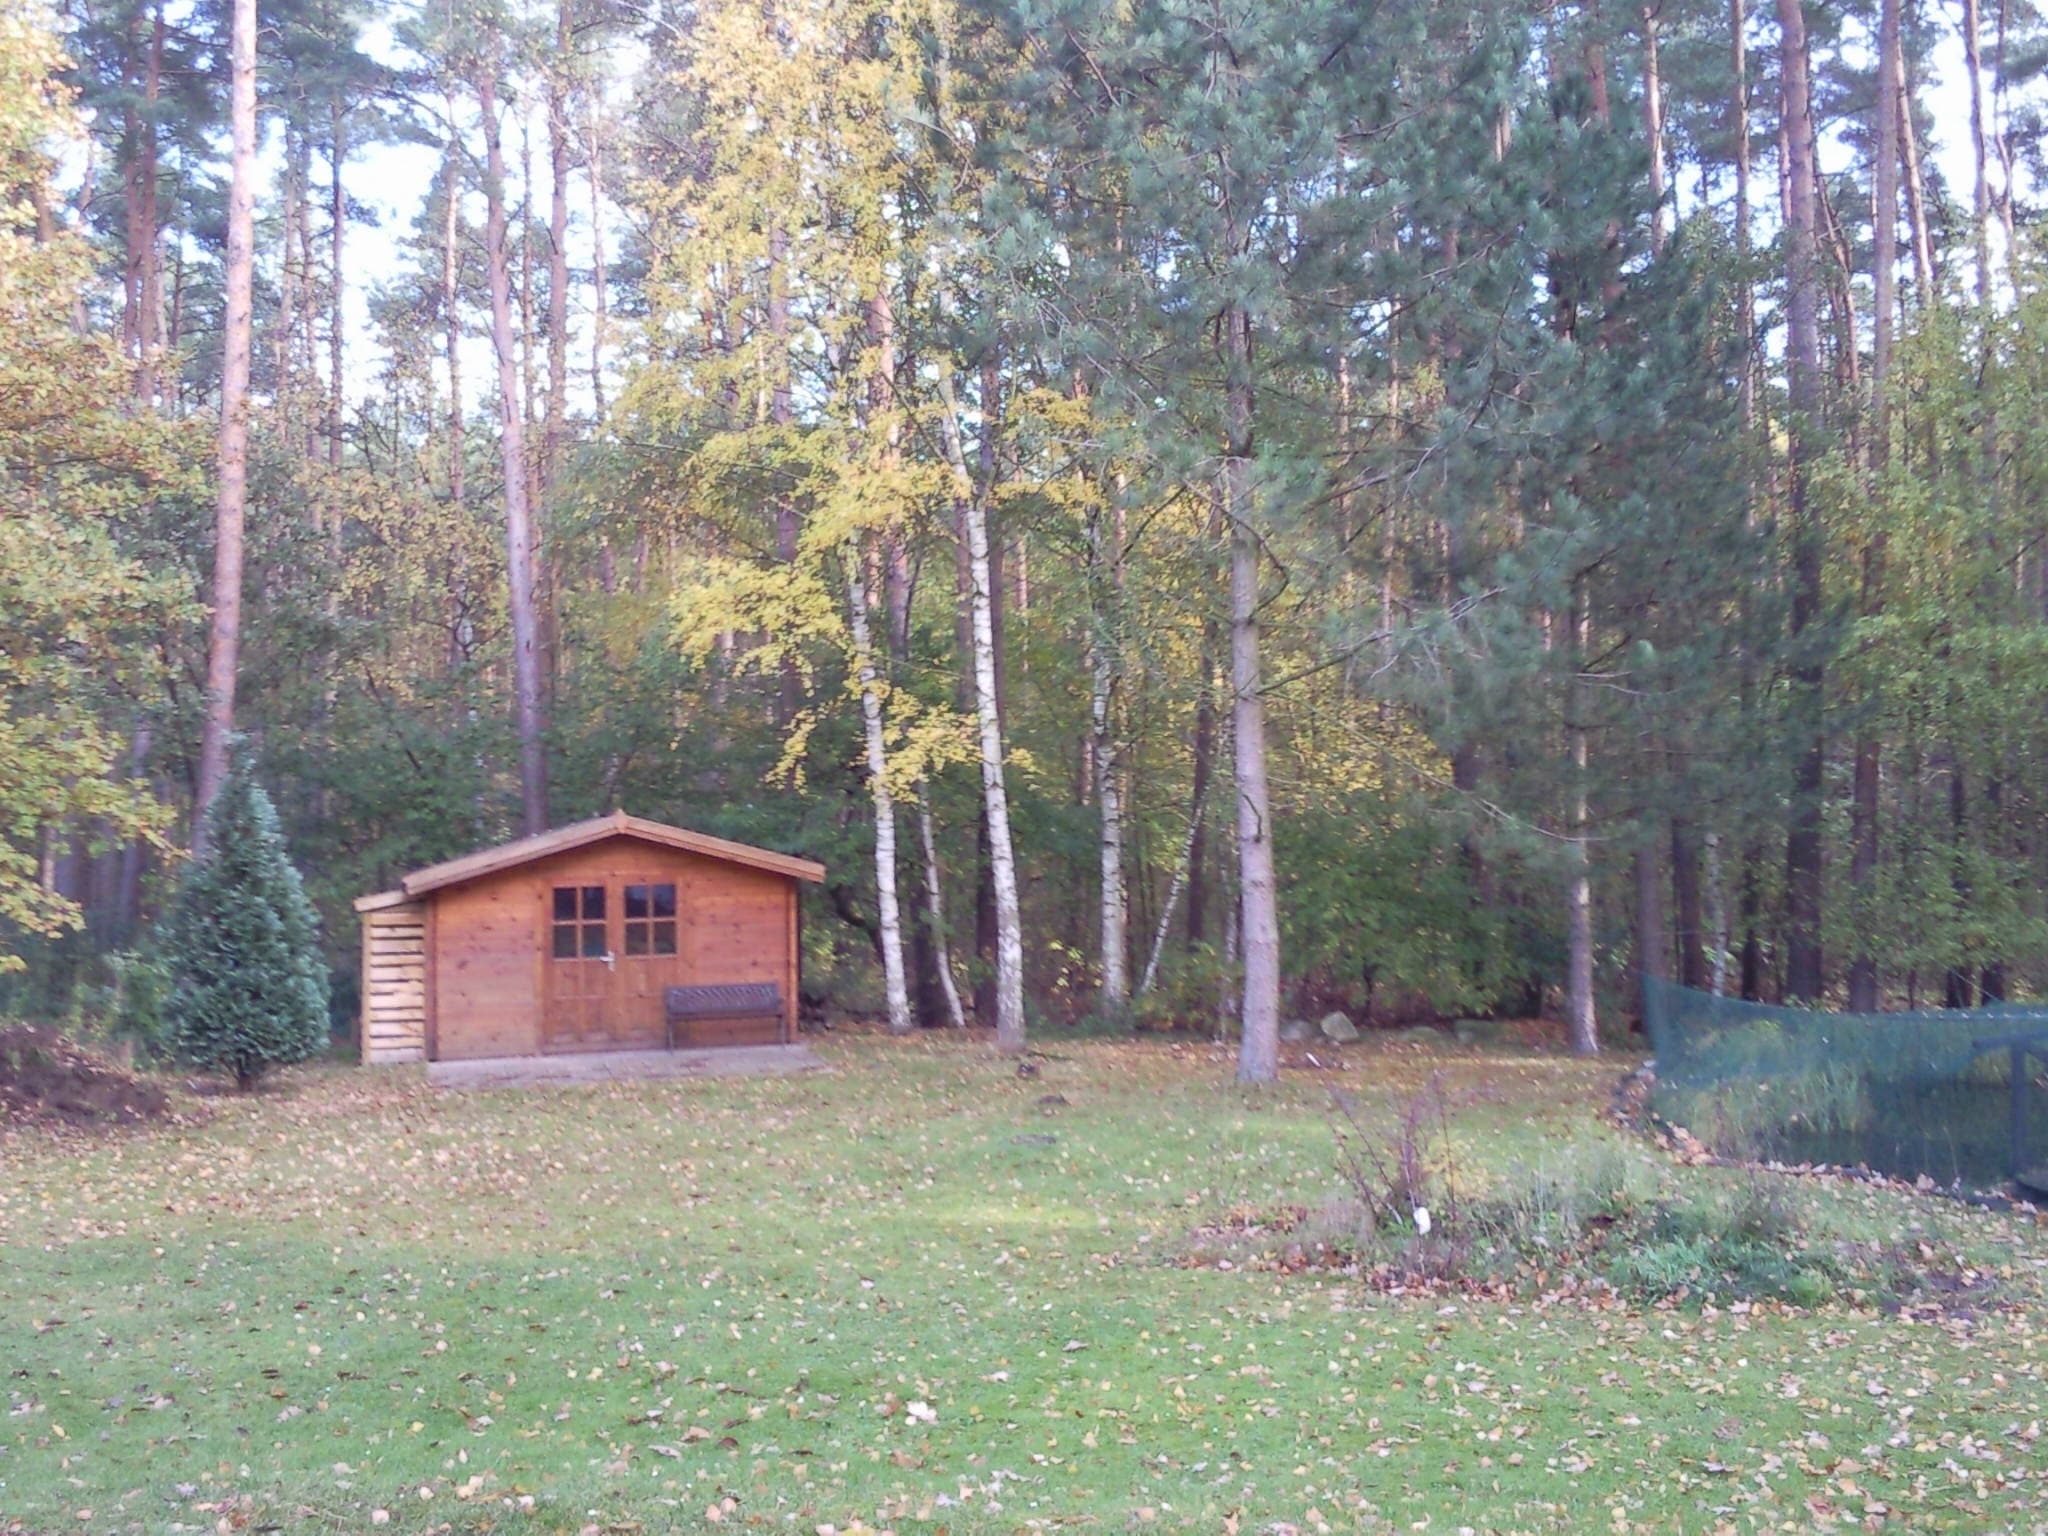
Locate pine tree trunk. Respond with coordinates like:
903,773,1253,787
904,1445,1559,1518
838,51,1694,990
1941,759,1971,1006
329,103,346,469
1730,0,1767,1004
480,60,551,835
444,147,464,510
1981,773,2005,1000
1671,815,1708,988
1636,837,1668,1012
769,225,801,725
1778,0,1826,1002
1641,5,1667,254
194,0,257,851
1566,593,1597,1055
1896,51,1935,299
1964,0,1993,304
1705,830,1731,994
295,128,316,429
1850,0,1901,1014
1226,308,1281,1084
847,537,912,1035
121,89,139,363
587,98,608,418
544,0,570,490
114,720,152,941
275,119,298,395
136,3,164,402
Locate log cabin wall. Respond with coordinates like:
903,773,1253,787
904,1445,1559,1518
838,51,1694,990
358,898,427,1063
426,837,800,1061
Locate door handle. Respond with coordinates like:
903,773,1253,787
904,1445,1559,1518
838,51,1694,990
603,951,616,970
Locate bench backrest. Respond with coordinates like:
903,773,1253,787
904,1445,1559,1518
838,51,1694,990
665,982,783,1020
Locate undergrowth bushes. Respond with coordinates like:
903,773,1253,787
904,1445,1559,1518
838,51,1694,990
1271,1083,1956,1308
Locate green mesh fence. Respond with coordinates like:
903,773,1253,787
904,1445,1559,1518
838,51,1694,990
1642,978,2048,1189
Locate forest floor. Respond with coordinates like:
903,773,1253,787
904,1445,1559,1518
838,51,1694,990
2,1029,2044,1535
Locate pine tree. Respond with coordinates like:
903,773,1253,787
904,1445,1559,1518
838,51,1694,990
193,0,258,847
161,748,327,1090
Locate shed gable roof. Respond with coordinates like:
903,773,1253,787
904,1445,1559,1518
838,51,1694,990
353,811,824,911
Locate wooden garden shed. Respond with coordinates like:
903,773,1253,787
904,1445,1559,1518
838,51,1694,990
353,811,824,1064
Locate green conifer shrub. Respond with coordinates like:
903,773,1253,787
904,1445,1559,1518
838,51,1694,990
161,749,327,1090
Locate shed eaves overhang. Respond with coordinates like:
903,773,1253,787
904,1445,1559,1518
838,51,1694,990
352,811,825,912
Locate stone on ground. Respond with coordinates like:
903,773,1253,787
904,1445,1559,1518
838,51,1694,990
1318,1010,1360,1043
1279,1018,1316,1043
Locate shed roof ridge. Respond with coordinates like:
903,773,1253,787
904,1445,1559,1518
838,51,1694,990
389,812,825,899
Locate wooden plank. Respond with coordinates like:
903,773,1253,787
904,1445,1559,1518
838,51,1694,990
785,882,797,1043
360,898,429,1067
425,893,439,1061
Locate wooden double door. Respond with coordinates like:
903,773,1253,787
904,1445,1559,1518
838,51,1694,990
542,875,687,1051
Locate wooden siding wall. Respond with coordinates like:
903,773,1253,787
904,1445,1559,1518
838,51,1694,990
359,901,428,1062
429,838,800,1061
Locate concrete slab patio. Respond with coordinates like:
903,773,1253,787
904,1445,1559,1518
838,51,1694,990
426,1043,824,1091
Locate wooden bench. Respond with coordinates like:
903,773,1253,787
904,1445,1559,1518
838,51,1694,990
664,982,784,1048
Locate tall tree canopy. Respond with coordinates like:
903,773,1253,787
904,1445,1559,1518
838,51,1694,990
6,0,2048,1054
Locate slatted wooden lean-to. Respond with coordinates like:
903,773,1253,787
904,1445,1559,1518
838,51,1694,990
353,811,825,1065
356,890,428,1062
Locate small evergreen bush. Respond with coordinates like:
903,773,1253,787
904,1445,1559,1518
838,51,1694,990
160,749,327,1090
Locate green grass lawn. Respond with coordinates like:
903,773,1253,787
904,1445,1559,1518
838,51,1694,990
3,1033,2045,1534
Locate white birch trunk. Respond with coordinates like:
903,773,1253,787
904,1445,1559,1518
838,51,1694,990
1089,509,1127,1006
1138,779,1206,998
1226,307,1281,1084
916,785,969,1029
938,373,1025,1052
846,538,912,1035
